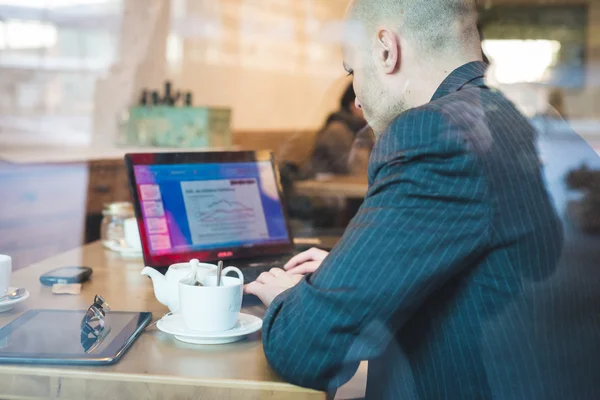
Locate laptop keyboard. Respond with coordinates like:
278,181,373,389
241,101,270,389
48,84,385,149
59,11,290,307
236,265,273,284
226,256,292,283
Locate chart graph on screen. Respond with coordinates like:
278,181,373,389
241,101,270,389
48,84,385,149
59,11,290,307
181,179,269,246
198,200,256,223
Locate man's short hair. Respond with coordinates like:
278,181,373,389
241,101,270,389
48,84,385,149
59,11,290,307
352,0,478,54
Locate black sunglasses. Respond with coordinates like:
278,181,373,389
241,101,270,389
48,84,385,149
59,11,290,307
81,294,111,337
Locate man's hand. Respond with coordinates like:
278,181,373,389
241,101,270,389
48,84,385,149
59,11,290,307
283,247,329,275
244,268,303,306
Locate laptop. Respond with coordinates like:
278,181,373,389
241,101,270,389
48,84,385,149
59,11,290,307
124,151,298,282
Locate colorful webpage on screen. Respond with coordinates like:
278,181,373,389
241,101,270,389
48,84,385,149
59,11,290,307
181,179,269,246
134,162,289,255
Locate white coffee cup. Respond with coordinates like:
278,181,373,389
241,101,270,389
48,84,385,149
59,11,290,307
0,255,12,296
124,218,142,250
179,267,244,332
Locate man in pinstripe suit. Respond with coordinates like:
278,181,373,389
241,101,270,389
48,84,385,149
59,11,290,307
245,0,599,398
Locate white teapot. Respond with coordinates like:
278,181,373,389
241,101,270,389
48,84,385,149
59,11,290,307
141,259,216,313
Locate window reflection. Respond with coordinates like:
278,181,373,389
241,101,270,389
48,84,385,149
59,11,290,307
484,39,562,84
0,20,57,49
0,0,122,144
0,0,110,7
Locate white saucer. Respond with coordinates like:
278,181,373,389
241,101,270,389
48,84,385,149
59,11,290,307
156,313,263,345
116,247,142,258
0,288,30,313
104,242,142,258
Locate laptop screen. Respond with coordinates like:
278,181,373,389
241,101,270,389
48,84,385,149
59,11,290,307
126,152,294,267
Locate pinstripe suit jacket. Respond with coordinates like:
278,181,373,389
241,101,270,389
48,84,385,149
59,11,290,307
262,62,576,399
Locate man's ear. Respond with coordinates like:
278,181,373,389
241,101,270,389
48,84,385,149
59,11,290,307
376,28,399,74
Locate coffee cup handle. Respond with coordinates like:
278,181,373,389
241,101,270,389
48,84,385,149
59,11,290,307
221,266,244,285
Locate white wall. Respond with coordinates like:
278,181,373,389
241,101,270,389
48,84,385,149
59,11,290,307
167,0,352,132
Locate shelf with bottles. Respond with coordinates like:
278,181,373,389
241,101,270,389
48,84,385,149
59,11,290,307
117,81,232,149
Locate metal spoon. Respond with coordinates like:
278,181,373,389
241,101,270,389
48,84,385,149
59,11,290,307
0,288,26,302
217,260,223,286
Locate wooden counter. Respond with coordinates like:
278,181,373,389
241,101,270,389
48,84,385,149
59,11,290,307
0,145,236,164
0,242,325,400
294,176,368,199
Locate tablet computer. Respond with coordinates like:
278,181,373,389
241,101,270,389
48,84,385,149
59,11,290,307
0,309,152,365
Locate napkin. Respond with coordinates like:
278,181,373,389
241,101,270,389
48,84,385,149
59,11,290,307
52,283,82,295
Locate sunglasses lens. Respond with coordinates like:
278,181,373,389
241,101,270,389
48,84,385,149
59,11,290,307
83,305,105,335
81,295,110,338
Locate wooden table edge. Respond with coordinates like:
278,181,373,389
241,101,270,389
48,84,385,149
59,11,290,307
0,365,321,394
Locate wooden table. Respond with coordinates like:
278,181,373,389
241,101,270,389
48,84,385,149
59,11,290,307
0,242,325,400
293,176,368,227
0,145,237,164
294,176,368,199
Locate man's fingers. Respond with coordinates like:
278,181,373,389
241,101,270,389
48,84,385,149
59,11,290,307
287,261,321,275
244,271,303,307
243,281,273,306
243,281,262,295
282,248,318,269
269,268,286,277
256,271,276,285
283,248,327,270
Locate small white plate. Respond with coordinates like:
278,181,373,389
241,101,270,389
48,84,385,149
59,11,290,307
156,313,263,345
104,242,142,258
0,287,30,313
116,247,142,258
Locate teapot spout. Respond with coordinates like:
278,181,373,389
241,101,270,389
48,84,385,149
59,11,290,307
141,267,172,310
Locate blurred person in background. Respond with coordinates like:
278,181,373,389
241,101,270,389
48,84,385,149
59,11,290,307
306,83,369,176
282,83,373,228
348,124,375,176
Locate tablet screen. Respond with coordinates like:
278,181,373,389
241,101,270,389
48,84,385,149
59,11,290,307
0,310,151,364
